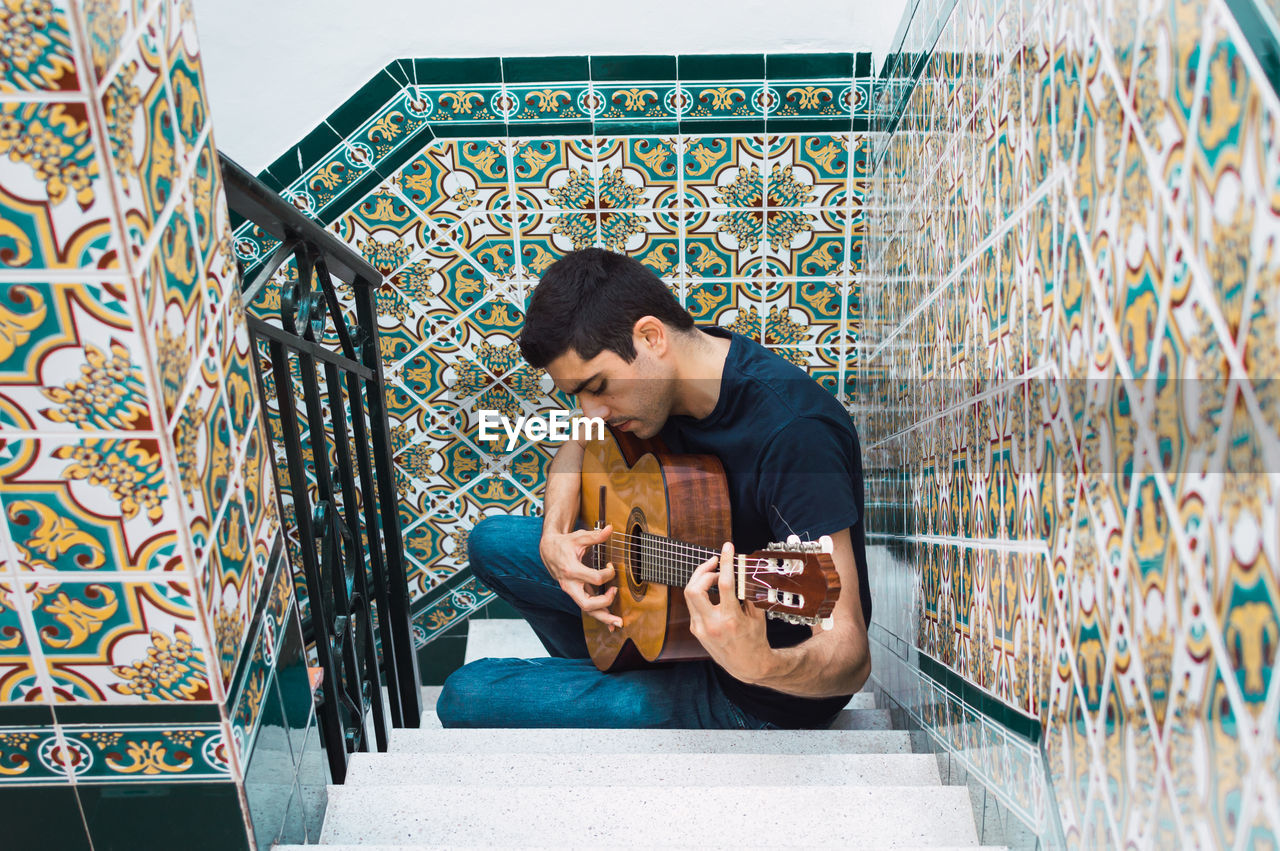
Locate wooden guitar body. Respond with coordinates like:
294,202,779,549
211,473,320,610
579,429,731,672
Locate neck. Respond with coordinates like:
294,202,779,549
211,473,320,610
668,329,731,419
591,530,721,587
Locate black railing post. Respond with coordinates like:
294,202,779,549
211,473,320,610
220,152,422,784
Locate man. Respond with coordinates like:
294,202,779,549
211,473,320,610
436,248,871,729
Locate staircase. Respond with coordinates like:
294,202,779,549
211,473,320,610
276,620,1002,849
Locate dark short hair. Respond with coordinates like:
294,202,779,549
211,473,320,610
519,248,694,368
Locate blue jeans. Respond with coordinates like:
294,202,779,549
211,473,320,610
436,515,777,729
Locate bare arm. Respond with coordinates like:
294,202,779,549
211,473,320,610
685,528,870,698
537,438,622,628
540,437,585,537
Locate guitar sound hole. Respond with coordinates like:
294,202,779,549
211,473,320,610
624,510,647,599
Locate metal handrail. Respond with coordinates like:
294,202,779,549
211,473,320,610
219,153,421,783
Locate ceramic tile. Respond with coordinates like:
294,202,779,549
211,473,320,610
97,10,174,263
0,435,184,575
23,578,211,702
0,581,42,702
0,99,123,272
57,723,232,780
0,282,150,433
1,0,82,94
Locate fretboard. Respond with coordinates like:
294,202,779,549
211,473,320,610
591,531,721,587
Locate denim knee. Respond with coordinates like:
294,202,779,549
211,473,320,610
466,516,511,588
436,661,493,728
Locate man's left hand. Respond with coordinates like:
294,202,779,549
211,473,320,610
684,542,772,683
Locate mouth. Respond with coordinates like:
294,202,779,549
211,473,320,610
610,419,633,432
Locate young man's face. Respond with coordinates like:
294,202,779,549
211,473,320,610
544,334,675,441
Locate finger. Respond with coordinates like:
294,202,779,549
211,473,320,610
580,585,618,612
585,605,622,630
575,524,613,544
686,555,719,595
717,541,735,603
564,561,616,586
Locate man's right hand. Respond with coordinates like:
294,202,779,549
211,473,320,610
539,525,623,629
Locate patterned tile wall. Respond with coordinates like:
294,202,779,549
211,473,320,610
864,0,1280,843
0,0,296,846
234,54,872,641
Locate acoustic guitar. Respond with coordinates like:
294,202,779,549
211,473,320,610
579,427,841,672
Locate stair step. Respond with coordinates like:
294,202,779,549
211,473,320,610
279,846,1009,850
279,847,1009,850
419,705,887,731
389,727,912,754
344,751,942,786
418,686,876,721
319,784,978,846
464,619,550,663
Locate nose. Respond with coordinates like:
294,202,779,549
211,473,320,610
580,397,609,420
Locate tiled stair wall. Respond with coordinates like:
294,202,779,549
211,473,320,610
232,54,875,653
0,1,321,847
863,0,1280,844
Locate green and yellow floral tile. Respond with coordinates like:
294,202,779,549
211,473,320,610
2,0,82,94
207,485,253,692
96,11,175,261
772,134,852,209
170,342,232,560
508,136,596,217
56,724,232,781
393,138,510,221
412,83,505,125
219,298,257,453
770,81,854,119
25,578,212,702
685,209,764,277
166,31,205,172
682,135,767,208
0,433,184,575
0,281,150,433
0,98,122,272
592,82,684,127
503,83,595,123
0,583,42,702
143,198,207,422
593,137,680,208
682,82,771,121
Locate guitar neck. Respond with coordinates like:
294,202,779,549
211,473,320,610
592,530,721,588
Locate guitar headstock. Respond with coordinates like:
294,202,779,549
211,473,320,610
740,534,841,629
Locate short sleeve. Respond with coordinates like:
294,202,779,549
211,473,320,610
753,416,859,542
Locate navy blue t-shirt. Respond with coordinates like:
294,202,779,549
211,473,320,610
658,327,872,729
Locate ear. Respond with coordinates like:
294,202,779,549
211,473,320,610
632,315,668,356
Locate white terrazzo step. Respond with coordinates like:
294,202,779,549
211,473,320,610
417,704,886,731
319,784,979,846
464,619,549,662
344,751,942,787
829,707,893,729
280,846,1008,850
389,727,912,754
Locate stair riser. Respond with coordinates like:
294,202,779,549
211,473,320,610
320,784,979,846
343,752,943,787
388,728,913,754
421,706,890,731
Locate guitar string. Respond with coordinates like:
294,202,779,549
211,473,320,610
589,531,808,575
588,543,802,584
586,536,814,592
587,538,820,616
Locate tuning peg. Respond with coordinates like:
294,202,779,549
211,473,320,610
820,616,834,631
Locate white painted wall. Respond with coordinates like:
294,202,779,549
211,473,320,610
195,0,907,173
